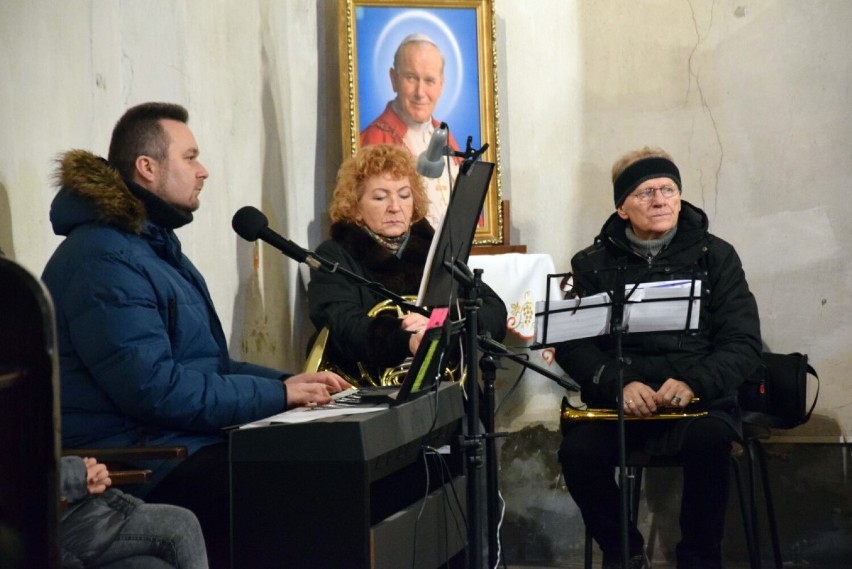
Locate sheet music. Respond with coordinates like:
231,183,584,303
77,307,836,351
624,280,701,333
239,389,388,428
535,279,701,344
534,293,610,343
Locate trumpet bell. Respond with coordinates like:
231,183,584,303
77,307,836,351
304,326,330,376
304,326,363,386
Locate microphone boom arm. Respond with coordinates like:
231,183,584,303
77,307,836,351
232,205,429,317
305,252,429,317
477,334,581,393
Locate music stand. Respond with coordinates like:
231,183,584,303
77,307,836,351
413,159,498,569
534,271,701,569
417,160,494,308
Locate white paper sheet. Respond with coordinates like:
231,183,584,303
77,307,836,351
239,389,389,428
534,279,701,343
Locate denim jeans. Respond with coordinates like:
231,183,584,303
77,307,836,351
90,500,208,569
144,443,230,569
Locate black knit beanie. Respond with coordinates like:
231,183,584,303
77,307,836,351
613,157,681,206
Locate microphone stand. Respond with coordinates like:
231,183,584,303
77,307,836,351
446,259,486,569
450,136,489,176
609,260,631,569
478,351,500,568
476,335,581,394
448,260,583,569
476,334,582,569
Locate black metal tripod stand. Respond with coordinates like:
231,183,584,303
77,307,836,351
450,259,583,568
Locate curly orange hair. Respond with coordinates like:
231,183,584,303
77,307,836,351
329,144,428,224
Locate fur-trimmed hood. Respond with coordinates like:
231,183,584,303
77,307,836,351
51,150,147,236
329,219,434,294
51,149,193,236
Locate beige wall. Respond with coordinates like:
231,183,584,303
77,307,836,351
1,0,849,438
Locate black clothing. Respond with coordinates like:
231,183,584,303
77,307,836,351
556,201,761,568
556,201,761,410
308,219,508,382
561,417,736,568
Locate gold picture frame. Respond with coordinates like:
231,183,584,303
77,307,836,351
338,0,503,245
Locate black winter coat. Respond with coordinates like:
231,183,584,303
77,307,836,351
308,219,508,382
555,201,762,409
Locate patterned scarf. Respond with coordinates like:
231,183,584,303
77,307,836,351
362,225,411,255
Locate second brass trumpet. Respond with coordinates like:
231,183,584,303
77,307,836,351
560,396,708,432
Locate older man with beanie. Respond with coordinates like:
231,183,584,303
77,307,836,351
555,147,762,569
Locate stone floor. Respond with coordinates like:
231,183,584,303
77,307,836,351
494,424,852,569
507,564,756,569
505,553,836,568
504,552,760,568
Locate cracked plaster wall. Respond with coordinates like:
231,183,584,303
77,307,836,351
0,1,850,565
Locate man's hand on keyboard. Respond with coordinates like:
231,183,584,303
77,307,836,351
284,371,349,408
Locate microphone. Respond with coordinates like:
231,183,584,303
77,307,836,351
477,333,582,392
477,333,513,356
416,123,449,178
232,206,311,265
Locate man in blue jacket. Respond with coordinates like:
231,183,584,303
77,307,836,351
42,102,348,567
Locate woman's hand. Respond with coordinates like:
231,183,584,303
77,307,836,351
402,313,430,355
408,327,425,355
400,313,429,333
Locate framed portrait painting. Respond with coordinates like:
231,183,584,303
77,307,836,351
338,0,503,245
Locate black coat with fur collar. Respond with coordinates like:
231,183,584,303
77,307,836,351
308,219,507,382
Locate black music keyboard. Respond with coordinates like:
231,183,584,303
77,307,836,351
229,382,466,568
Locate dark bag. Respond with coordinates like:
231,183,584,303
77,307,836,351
739,351,819,429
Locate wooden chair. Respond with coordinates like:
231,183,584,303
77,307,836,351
61,446,188,486
0,255,62,568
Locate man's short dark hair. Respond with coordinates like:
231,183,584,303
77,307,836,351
107,102,189,179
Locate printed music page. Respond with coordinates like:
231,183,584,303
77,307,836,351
534,279,700,344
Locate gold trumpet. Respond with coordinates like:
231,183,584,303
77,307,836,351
560,396,708,432
305,296,462,388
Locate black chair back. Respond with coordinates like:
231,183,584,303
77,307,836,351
0,256,61,568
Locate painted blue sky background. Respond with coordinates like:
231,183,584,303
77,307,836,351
355,6,482,147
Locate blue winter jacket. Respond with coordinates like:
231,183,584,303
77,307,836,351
42,150,286,458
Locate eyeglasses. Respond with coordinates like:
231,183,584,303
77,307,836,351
631,185,679,203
